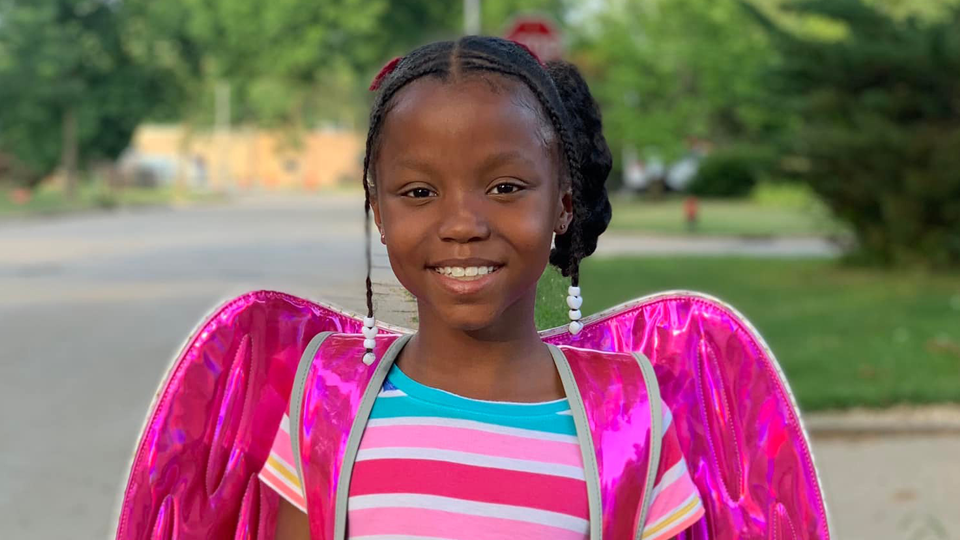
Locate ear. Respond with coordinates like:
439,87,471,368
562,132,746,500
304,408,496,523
555,187,573,234
369,190,385,245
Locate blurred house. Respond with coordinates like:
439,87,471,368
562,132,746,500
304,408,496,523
123,125,364,191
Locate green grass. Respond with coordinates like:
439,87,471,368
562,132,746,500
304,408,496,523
535,258,960,411
0,182,224,217
608,184,845,237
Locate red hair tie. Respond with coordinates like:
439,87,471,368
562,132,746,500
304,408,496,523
511,40,544,66
369,56,403,91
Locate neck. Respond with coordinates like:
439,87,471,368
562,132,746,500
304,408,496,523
397,292,563,402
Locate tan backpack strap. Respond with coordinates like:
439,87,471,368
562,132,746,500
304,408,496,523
634,352,663,540
289,331,334,487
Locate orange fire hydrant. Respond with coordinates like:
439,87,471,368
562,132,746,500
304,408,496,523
684,196,699,231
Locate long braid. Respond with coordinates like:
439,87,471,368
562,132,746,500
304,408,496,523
361,155,374,319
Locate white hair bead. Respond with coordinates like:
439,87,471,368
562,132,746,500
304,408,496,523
568,286,580,297
362,352,376,365
566,295,583,309
363,316,376,328
361,325,378,339
568,321,583,335
568,309,582,321
363,338,376,350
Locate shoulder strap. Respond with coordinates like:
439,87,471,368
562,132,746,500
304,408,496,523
289,331,334,485
634,352,663,540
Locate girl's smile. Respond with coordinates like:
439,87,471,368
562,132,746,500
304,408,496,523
428,259,504,295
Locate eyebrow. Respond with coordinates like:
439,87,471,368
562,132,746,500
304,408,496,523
477,150,537,177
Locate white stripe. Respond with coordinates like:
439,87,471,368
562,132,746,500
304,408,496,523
661,403,673,433
642,492,702,538
377,389,406,398
355,447,585,480
647,458,689,502
263,459,303,495
259,473,305,513
365,416,578,444
348,493,589,533
278,413,290,434
557,410,573,416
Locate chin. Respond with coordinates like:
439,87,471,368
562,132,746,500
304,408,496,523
433,304,502,333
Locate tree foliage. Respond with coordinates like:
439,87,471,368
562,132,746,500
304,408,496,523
746,0,960,267
0,0,173,185
571,0,781,163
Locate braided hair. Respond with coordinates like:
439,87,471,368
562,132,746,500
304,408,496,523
361,35,612,322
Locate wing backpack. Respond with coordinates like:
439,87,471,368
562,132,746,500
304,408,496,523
114,289,830,540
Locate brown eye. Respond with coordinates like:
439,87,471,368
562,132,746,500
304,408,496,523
490,182,522,195
403,187,435,198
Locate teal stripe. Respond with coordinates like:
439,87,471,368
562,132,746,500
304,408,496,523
369,394,577,435
386,363,570,416
366,364,578,435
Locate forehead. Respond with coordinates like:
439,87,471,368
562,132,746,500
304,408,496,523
377,76,556,176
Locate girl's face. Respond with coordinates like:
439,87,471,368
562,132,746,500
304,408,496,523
371,76,572,332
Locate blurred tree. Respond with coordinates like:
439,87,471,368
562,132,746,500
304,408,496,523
571,0,783,164
744,0,960,267
0,0,174,192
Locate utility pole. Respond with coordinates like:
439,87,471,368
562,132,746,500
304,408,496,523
215,81,231,191
464,0,481,34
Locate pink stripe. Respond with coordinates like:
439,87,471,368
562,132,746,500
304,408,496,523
645,476,700,527
259,471,305,511
652,425,684,485
359,424,583,466
270,426,296,467
348,507,585,540
351,458,588,517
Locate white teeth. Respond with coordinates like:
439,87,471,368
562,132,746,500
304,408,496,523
433,266,498,278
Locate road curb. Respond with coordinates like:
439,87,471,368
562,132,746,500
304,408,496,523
805,405,960,438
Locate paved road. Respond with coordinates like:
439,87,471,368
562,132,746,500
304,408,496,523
1,194,955,539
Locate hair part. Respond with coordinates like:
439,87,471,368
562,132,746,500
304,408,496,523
360,36,612,321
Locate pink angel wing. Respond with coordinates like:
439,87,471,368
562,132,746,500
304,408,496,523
114,290,409,540
117,289,830,540
540,291,832,540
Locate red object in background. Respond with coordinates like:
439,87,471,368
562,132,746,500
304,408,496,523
685,196,699,230
504,16,563,62
10,187,32,205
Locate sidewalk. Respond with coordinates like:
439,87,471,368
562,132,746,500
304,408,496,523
594,232,842,258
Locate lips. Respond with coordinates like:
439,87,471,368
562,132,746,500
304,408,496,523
427,263,503,295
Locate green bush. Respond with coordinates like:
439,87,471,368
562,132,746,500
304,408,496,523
747,0,960,268
687,149,760,198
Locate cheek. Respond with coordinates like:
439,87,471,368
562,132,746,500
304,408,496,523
504,199,557,262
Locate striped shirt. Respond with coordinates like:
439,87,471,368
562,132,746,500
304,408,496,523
260,363,703,539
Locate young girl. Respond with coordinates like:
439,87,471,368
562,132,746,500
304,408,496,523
259,36,704,539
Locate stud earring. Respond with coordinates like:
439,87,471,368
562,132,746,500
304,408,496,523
362,316,378,365
567,285,583,335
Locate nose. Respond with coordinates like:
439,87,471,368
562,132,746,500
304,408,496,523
436,190,491,243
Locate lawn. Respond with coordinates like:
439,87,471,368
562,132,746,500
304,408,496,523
608,184,845,237
535,257,960,411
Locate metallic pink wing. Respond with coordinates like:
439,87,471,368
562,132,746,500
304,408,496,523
114,290,407,540
541,291,832,540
